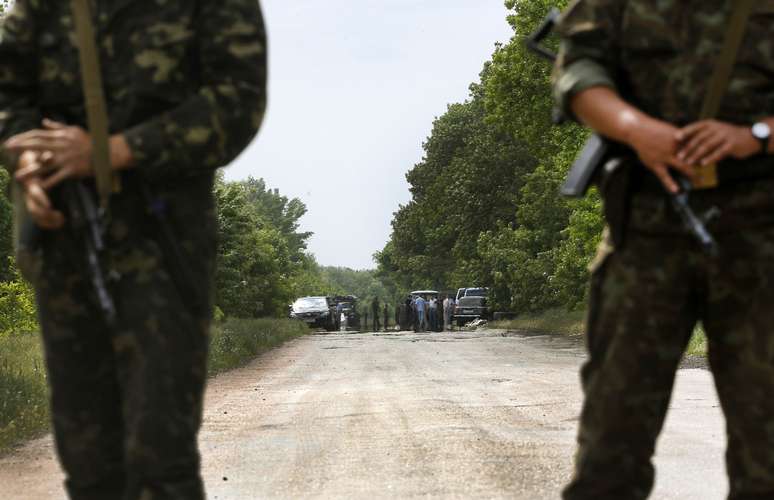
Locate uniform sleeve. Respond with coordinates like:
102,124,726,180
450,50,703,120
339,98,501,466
124,0,267,180
0,0,42,172
552,0,624,120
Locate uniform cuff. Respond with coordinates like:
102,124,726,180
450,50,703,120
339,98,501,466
554,59,617,122
123,120,169,180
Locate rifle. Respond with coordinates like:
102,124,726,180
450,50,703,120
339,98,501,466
526,9,720,256
18,181,118,326
64,182,118,325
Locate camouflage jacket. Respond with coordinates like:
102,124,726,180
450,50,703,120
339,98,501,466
0,0,267,183
553,0,774,126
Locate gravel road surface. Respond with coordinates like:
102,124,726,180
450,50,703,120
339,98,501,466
0,329,727,499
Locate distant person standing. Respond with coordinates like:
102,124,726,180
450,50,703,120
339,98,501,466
383,303,390,331
444,296,455,331
336,301,344,331
371,296,380,332
415,295,427,332
428,297,437,331
405,297,415,331
442,295,450,330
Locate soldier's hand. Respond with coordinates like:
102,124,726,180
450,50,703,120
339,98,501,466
677,120,760,166
16,151,65,230
626,117,694,193
7,119,94,190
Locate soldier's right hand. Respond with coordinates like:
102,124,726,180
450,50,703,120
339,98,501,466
625,116,695,194
17,151,65,230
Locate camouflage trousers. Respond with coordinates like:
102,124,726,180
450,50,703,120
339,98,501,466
32,186,215,500
563,177,774,500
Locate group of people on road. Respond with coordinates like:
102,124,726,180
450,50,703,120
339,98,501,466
394,294,456,332
359,296,391,332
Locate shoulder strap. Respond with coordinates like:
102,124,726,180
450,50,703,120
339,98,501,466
693,0,756,189
70,0,119,209
700,0,756,119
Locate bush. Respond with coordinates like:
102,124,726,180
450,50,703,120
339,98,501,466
0,270,38,337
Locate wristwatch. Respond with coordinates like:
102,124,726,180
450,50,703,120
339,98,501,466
752,122,771,155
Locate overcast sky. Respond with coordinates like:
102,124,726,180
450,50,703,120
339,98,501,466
226,0,516,270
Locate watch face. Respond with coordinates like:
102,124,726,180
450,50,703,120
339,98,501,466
753,122,771,140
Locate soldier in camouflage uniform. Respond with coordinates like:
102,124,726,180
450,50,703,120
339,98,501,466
0,1,266,499
554,1,774,499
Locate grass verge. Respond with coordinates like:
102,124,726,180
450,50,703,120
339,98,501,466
490,308,587,336
208,318,308,376
0,334,49,455
0,317,307,454
686,325,708,357
490,308,709,358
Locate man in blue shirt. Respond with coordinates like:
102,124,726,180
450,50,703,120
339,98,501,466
414,295,427,332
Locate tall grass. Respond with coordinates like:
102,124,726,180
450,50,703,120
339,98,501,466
208,318,308,375
686,325,708,357
0,318,307,454
490,308,587,336
0,334,49,452
491,309,709,358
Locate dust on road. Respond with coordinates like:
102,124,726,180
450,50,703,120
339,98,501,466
0,329,726,499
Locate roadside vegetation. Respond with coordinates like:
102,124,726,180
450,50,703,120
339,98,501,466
490,309,586,337
491,309,708,358
0,333,48,454
208,318,307,376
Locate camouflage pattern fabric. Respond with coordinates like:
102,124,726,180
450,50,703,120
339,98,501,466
36,175,216,500
565,175,774,500
0,1,267,499
553,1,774,499
554,0,774,126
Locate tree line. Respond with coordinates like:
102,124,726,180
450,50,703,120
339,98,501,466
375,0,603,314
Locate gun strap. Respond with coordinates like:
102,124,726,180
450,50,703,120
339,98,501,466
694,0,756,189
70,0,119,208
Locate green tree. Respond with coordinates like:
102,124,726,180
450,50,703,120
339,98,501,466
380,83,536,295
378,0,606,313
214,176,312,318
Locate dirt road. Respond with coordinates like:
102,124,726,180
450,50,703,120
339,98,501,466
0,329,726,499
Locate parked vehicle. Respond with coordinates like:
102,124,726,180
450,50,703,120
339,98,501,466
453,295,489,326
290,296,337,331
332,295,360,331
455,287,488,301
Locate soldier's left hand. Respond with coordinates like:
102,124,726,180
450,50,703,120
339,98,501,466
6,119,93,189
676,120,759,166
